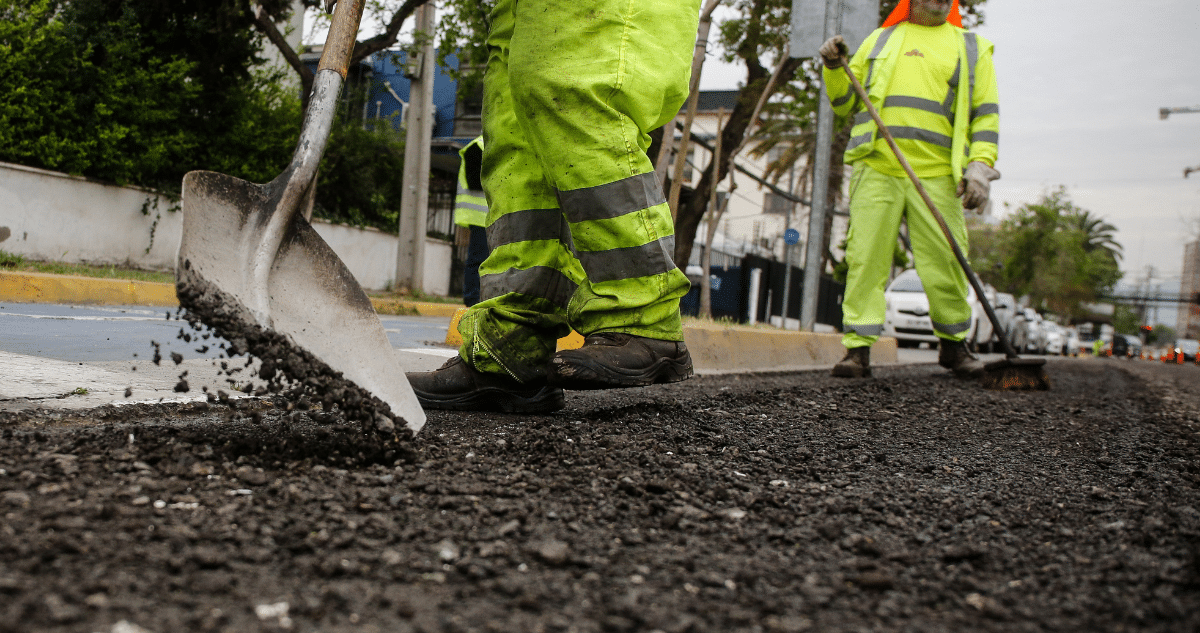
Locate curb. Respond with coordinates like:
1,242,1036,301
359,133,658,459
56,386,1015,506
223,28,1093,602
0,271,177,307
0,271,462,317
443,307,898,374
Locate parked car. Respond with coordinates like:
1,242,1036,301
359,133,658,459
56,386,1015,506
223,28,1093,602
1043,323,1066,355
882,269,984,349
991,292,1018,352
1110,333,1129,358
1126,334,1143,358
1064,327,1081,357
1177,339,1200,362
1011,308,1046,354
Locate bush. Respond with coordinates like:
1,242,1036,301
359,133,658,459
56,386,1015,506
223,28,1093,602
313,120,407,234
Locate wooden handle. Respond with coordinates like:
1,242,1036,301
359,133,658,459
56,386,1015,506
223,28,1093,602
317,0,366,78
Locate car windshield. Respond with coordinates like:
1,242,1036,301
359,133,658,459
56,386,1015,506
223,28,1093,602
888,272,924,292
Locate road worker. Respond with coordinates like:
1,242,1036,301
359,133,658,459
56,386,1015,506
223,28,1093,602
821,0,999,379
406,0,700,412
454,137,489,307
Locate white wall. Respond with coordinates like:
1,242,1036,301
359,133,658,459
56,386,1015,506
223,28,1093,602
0,161,452,294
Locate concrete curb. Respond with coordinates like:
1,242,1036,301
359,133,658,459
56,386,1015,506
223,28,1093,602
0,271,461,317
0,271,177,307
443,307,898,374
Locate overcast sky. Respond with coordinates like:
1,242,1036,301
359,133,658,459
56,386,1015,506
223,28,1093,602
700,0,1200,287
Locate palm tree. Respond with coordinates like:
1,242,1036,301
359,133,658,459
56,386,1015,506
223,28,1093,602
1070,210,1123,262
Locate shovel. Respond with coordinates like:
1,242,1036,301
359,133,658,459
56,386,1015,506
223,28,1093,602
176,0,426,433
837,55,1049,391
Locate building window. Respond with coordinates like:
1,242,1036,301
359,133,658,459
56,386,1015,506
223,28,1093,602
763,191,791,216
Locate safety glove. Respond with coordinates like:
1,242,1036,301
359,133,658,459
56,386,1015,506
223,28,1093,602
819,36,849,69
957,161,1001,209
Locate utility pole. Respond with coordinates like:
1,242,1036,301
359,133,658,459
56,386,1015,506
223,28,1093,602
395,2,436,291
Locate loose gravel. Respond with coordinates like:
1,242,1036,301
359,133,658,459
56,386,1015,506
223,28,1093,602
0,359,1197,632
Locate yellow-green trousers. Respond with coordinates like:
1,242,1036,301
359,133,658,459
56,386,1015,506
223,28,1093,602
841,164,973,349
457,0,700,382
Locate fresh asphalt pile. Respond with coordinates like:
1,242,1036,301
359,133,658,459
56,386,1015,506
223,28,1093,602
1,359,1198,632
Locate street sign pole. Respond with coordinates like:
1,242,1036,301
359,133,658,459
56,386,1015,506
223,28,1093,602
798,0,841,332
791,0,878,331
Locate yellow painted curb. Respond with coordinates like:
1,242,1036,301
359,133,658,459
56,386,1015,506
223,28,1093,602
371,297,462,318
440,309,897,374
443,307,586,350
0,271,177,306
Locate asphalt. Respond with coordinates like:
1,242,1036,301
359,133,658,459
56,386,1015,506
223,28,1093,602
0,270,904,413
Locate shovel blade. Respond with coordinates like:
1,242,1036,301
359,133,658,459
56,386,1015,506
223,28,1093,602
177,170,426,434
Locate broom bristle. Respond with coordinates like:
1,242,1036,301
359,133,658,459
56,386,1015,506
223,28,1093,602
980,364,1051,391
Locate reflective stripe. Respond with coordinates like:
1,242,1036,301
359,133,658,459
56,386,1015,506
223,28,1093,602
889,126,953,149
853,111,872,126
575,236,676,284
883,95,948,117
964,33,979,115
480,265,578,307
863,26,898,94
455,201,488,213
832,90,854,108
869,26,897,59
971,130,999,144
942,89,957,121
487,208,572,249
843,323,883,336
557,172,665,224
847,131,874,151
932,319,971,335
972,103,999,118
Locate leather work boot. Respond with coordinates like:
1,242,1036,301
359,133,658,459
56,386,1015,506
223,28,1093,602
547,332,693,390
938,339,985,378
405,356,565,413
831,346,871,378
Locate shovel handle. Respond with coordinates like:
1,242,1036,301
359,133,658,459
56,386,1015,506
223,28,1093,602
318,0,366,78
837,56,1021,360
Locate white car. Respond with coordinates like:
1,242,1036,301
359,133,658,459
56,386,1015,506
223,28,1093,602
1043,323,1066,355
991,292,1017,352
1064,327,1081,357
882,269,983,349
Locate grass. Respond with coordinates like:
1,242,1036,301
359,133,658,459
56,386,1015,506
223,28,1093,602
0,250,174,284
367,287,462,305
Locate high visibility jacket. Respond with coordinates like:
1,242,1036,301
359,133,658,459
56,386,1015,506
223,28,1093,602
824,22,999,182
454,136,488,228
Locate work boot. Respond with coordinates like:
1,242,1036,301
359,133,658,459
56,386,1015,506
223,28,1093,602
831,347,871,378
405,356,565,413
547,332,693,390
938,339,985,378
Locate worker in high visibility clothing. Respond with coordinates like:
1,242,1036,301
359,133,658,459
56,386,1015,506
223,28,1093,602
455,137,489,307
821,0,999,379
406,0,699,413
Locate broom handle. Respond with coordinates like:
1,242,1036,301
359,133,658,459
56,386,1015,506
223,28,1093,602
838,56,1019,360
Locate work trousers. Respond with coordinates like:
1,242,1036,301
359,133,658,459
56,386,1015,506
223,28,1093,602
457,0,699,383
841,164,973,349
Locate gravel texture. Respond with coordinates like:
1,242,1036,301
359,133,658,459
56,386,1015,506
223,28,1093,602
0,358,1197,632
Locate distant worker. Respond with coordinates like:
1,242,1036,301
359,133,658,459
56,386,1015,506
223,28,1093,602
406,0,700,412
454,136,488,307
1092,337,1103,357
821,0,999,379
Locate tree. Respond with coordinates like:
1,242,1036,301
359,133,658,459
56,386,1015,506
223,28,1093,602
253,0,431,111
970,187,1123,321
0,0,302,189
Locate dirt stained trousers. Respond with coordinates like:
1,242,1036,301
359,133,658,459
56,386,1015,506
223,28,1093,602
841,164,973,350
457,0,699,383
